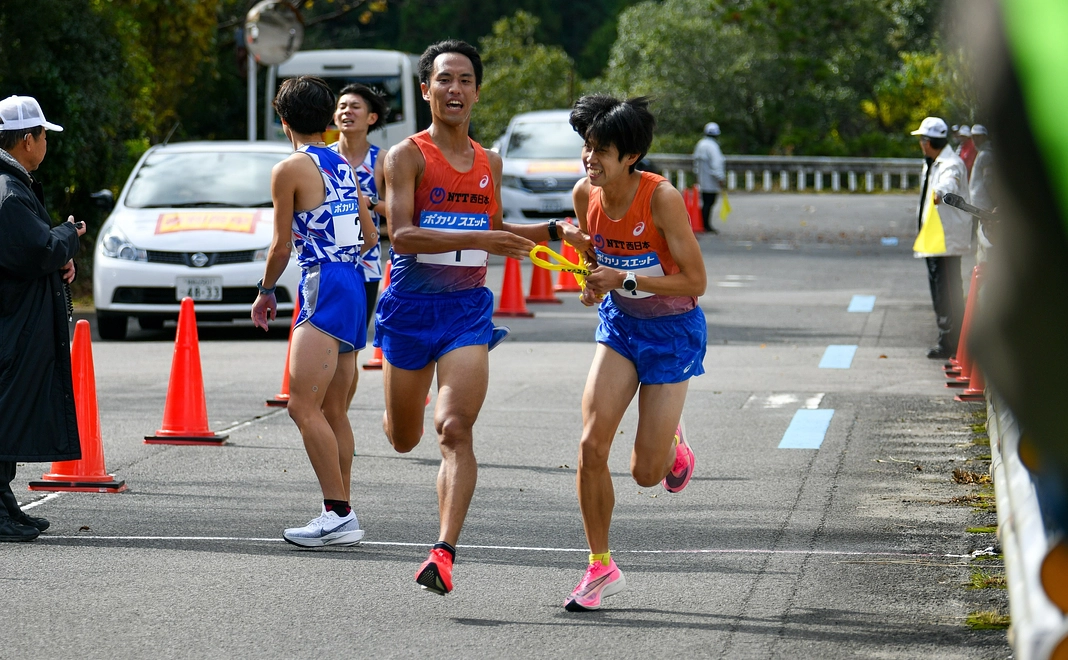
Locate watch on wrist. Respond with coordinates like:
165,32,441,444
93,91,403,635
367,193,380,210
622,271,638,294
256,279,277,296
547,218,560,242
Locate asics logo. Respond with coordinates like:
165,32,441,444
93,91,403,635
683,361,693,373
633,222,645,236
479,174,490,188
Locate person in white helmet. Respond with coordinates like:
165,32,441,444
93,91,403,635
692,122,725,234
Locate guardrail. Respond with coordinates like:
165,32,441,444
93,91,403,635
988,390,1068,658
646,153,926,192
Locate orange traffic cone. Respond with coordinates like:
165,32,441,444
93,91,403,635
555,241,584,293
688,186,705,233
955,362,986,402
527,242,562,304
495,258,534,317
145,297,228,445
267,297,301,406
364,260,392,370
946,265,983,387
29,320,126,492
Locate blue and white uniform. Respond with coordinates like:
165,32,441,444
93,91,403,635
330,142,382,282
292,145,367,353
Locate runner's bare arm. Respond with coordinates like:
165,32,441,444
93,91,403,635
386,140,533,259
372,153,387,221
252,156,299,329
356,186,378,256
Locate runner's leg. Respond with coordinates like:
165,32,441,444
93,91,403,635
631,380,690,486
432,344,489,546
382,360,435,453
578,344,639,555
323,351,356,501
287,323,347,501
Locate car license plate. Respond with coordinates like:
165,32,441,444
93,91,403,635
176,277,222,301
539,198,564,213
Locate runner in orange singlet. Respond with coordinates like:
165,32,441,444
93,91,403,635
380,40,585,596
563,95,708,611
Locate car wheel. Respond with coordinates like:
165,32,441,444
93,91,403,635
138,316,165,331
97,313,128,341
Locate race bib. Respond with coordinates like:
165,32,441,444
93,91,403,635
331,199,363,248
596,250,665,299
416,211,489,267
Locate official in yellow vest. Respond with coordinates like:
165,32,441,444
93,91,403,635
911,116,971,360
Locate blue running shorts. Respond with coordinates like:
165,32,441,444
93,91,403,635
373,286,493,371
595,296,707,384
296,261,366,354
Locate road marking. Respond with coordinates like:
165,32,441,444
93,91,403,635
743,393,825,409
778,409,835,449
819,345,857,369
37,535,940,557
19,492,63,510
847,295,876,312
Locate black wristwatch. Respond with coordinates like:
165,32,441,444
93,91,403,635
256,279,277,296
367,193,380,210
622,271,638,294
547,218,560,242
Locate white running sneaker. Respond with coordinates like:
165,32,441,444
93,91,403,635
283,507,365,548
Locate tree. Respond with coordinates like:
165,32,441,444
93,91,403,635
474,11,575,144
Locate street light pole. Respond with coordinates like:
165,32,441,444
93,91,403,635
247,51,258,141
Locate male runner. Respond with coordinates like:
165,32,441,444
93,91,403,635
379,39,583,595
252,76,378,547
563,95,708,611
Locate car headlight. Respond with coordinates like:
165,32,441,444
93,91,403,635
100,226,147,261
501,175,525,190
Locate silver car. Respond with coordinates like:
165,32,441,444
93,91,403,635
496,110,585,224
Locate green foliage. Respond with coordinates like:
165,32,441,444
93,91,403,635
473,11,576,144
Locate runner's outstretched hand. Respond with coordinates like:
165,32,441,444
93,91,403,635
482,230,536,260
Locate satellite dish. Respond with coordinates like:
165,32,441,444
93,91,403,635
245,0,303,66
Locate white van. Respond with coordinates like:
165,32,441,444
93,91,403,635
270,49,431,148
495,109,586,223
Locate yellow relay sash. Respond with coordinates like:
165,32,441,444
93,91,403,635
913,190,946,253
528,244,590,289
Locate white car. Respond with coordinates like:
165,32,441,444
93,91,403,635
496,110,586,224
92,141,300,340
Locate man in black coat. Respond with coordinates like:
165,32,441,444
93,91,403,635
0,95,85,541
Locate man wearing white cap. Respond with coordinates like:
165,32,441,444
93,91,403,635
911,116,971,360
693,121,725,234
0,95,85,541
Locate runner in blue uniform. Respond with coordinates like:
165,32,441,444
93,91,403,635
252,76,378,547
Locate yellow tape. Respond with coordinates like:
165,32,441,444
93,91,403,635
529,245,590,289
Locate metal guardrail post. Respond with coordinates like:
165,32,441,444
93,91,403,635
745,171,755,191
763,170,772,192
815,171,823,192
883,172,891,191
727,171,737,190
831,171,841,192
797,170,806,191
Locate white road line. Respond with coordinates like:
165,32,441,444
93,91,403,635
19,492,63,511
37,535,943,558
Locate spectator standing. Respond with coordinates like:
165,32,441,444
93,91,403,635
956,124,978,176
0,95,85,542
692,122,725,234
969,125,995,211
911,117,971,360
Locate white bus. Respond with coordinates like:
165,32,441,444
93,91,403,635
268,49,431,148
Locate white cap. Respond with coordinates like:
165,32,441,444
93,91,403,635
704,122,720,137
910,117,948,139
0,96,63,132
971,124,988,135
958,125,972,137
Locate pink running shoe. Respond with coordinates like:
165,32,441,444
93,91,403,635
662,423,695,493
416,547,454,595
564,559,627,611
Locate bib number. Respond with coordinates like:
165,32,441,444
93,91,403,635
596,250,664,299
416,211,489,267
331,200,363,248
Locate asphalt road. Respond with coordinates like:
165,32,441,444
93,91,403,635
4,194,1010,659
